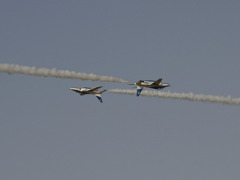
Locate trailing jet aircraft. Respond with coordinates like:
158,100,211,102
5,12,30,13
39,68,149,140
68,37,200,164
130,78,170,96
70,86,106,103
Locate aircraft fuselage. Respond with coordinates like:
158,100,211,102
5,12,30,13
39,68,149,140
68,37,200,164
132,78,170,96
135,80,170,89
70,86,106,103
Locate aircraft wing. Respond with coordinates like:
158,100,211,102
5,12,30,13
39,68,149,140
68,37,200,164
86,86,103,92
153,78,162,85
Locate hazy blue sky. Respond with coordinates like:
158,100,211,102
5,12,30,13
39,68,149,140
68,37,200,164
1,1,240,180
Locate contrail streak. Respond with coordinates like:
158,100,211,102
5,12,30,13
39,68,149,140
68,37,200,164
108,89,240,105
2,64,239,105
0,64,129,83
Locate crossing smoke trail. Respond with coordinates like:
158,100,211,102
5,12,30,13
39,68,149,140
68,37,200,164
0,64,129,83
2,64,239,105
108,89,240,105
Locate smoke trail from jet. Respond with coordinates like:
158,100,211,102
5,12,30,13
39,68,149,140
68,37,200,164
0,64,129,83
108,89,240,105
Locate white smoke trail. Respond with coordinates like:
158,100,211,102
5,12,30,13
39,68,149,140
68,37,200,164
108,89,240,105
0,64,129,83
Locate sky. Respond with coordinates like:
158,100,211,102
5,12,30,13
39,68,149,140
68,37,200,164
1,0,240,179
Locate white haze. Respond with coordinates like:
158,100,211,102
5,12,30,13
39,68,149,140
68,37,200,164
0,64,129,83
108,89,240,106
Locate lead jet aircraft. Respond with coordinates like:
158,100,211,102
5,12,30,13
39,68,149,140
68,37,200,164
70,86,106,103
130,78,170,96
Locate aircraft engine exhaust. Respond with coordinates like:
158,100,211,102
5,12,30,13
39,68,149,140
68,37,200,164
108,89,240,106
0,64,129,83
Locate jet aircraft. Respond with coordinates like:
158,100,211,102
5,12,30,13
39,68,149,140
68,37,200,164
130,78,170,96
70,86,106,103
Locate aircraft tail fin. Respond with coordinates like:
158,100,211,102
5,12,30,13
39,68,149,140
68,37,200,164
95,91,106,103
154,78,163,85
96,96,103,103
136,86,143,96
